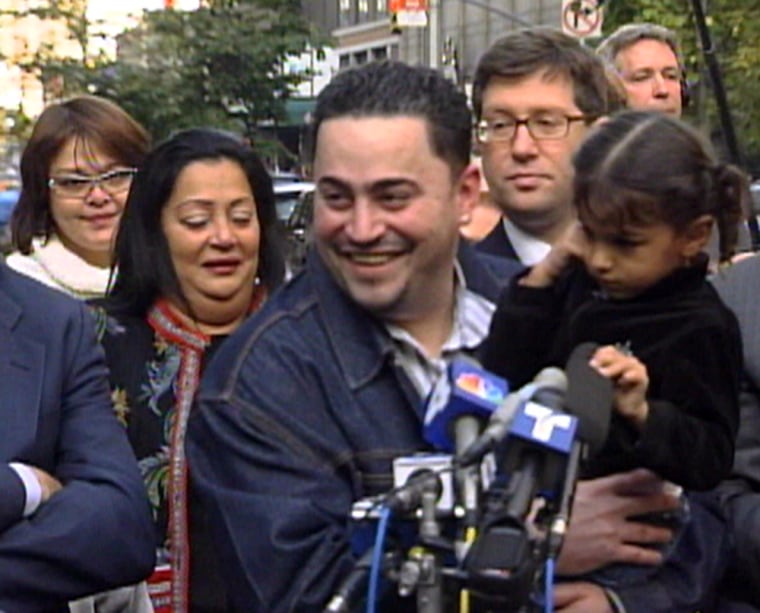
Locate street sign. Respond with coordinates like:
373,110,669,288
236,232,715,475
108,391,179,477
561,0,604,39
389,0,428,12
390,0,429,28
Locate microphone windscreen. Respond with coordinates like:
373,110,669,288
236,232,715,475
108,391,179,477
564,342,613,454
531,367,568,412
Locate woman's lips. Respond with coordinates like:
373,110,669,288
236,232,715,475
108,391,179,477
203,259,241,274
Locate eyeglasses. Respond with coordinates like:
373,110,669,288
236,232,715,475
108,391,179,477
48,168,137,198
476,113,593,143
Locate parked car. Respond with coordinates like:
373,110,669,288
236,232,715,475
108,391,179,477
283,190,314,273
273,177,314,224
0,188,19,254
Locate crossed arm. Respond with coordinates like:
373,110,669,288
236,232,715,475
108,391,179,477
0,302,155,608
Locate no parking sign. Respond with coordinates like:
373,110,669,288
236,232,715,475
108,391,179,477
561,0,604,39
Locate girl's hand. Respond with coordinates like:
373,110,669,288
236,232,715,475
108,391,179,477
519,221,587,288
590,345,649,429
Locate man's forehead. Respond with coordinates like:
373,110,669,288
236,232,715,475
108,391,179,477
616,39,679,67
487,67,575,89
313,115,443,166
481,69,579,112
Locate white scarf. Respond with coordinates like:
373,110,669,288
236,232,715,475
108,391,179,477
6,236,113,299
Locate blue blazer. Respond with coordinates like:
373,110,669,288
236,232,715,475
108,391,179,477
475,220,521,262
0,263,155,610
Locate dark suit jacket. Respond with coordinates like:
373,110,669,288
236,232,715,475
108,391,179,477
713,254,760,609
0,263,155,610
474,220,521,262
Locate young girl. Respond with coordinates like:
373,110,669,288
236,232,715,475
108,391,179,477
482,110,745,492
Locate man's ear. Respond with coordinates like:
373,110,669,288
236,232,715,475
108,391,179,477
681,214,714,258
456,162,481,226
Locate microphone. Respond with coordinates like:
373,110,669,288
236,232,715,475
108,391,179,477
546,343,613,557
422,359,508,454
422,359,508,523
499,368,574,519
564,342,613,453
463,368,575,605
384,468,444,514
324,548,402,612
457,367,566,468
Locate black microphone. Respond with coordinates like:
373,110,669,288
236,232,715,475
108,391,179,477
463,368,574,606
564,342,613,453
323,548,401,613
384,468,443,514
547,343,613,557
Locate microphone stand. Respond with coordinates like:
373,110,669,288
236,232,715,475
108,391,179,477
402,489,444,613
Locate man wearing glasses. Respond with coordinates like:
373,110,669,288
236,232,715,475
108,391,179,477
473,27,609,266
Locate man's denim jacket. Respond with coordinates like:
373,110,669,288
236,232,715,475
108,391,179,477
186,244,728,613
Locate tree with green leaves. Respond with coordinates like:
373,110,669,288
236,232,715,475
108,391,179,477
92,0,328,149
4,0,328,159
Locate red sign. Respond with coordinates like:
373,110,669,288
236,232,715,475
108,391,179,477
389,0,428,12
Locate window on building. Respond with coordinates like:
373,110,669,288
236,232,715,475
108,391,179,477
376,0,387,11
354,50,368,65
339,54,351,69
372,47,387,61
338,0,351,26
358,0,368,15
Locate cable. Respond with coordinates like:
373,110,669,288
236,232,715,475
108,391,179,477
366,505,392,613
458,525,478,613
544,557,555,613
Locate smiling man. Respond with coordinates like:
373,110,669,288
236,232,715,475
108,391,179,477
185,60,521,612
473,28,611,265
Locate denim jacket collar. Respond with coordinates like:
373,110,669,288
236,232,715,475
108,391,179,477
303,241,511,397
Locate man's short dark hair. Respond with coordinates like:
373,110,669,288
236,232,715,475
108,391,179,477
309,60,472,176
596,23,682,68
471,27,611,120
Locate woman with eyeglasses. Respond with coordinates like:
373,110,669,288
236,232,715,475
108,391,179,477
7,95,150,298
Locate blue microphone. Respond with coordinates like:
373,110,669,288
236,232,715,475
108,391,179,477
422,359,509,454
421,359,509,523
499,368,577,519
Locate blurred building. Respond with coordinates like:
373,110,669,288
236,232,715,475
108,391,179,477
302,0,564,89
0,0,201,120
